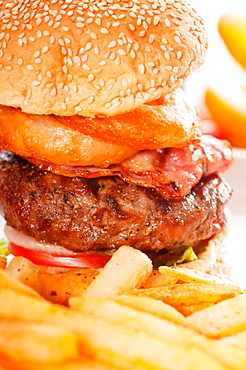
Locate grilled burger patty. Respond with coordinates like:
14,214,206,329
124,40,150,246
0,152,231,254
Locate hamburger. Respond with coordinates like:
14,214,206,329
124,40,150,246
0,0,233,275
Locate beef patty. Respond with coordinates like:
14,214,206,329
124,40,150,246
0,152,231,254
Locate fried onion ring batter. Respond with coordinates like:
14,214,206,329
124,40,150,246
62,89,201,150
0,106,137,167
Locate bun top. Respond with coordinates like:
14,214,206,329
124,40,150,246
0,0,208,117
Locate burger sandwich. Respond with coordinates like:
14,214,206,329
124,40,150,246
0,0,233,276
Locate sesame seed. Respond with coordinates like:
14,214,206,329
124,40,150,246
100,28,108,34
94,45,99,55
32,80,40,86
138,64,145,74
42,46,49,53
88,74,95,82
74,56,81,66
85,42,92,51
83,64,90,70
87,96,94,104
26,65,34,71
174,36,181,44
50,88,57,96
164,52,170,60
177,51,182,59
118,49,126,56
81,54,88,62
108,41,116,48
62,65,68,74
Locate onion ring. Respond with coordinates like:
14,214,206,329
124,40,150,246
0,105,137,167
62,89,201,150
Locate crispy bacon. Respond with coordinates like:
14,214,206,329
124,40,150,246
26,135,233,198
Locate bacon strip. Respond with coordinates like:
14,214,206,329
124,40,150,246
27,135,233,199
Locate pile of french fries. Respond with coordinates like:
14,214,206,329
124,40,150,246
1,245,246,369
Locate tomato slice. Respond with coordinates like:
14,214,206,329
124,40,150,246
9,242,111,269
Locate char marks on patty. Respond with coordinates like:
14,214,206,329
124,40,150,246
0,153,231,254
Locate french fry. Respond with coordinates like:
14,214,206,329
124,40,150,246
84,246,153,297
40,269,98,305
113,295,184,324
0,268,41,298
69,296,246,370
159,266,239,286
222,330,246,351
0,257,6,269
185,293,246,338
20,359,121,370
6,256,42,293
0,320,79,363
0,288,226,370
128,282,242,315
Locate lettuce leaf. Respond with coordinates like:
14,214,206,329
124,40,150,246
166,246,197,267
0,238,10,257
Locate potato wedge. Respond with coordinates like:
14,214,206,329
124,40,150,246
142,270,178,288
0,268,41,298
40,269,98,305
6,256,42,293
174,302,214,316
84,246,152,297
0,320,79,363
113,295,184,324
0,288,226,370
69,296,246,370
0,257,6,269
185,293,246,338
128,282,242,314
159,266,239,286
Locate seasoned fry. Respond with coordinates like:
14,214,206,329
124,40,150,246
185,293,246,338
84,246,153,297
0,289,226,370
0,320,79,363
0,257,6,269
113,295,184,324
127,282,242,315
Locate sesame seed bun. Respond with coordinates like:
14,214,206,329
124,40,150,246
0,0,207,117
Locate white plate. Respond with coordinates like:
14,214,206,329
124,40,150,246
224,149,246,286
0,150,246,285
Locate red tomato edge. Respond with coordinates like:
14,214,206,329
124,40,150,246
9,242,111,269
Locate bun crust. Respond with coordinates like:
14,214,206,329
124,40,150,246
180,226,231,279
0,0,207,117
